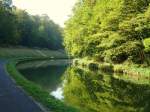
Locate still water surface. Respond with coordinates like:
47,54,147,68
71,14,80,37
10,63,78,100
18,60,150,112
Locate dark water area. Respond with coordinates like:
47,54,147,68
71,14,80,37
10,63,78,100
18,60,150,112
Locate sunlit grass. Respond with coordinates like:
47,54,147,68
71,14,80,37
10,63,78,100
6,61,78,112
73,58,150,83
0,47,77,112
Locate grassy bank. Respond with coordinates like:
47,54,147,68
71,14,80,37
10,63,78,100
73,58,150,78
0,47,67,59
0,47,78,112
73,58,114,73
6,60,78,112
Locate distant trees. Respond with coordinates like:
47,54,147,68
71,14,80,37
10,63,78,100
0,1,63,50
15,10,63,49
64,0,150,64
0,0,12,6
0,2,19,45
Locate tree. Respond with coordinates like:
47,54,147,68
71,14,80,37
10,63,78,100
0,2,20,45
64,0,150,64
0,2,64,50
0,0,12,6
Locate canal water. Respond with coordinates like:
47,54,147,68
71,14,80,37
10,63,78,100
17,60,150,112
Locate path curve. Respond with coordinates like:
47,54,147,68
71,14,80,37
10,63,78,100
0,60,44,112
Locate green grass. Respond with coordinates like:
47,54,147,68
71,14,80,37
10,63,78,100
0,47,67,59
6,61,78,112
114,64,150,84
0,47,78,112
73,58,114,73
144,38,150,54
114,64,150,76
1,47,150,111
73,58,150,80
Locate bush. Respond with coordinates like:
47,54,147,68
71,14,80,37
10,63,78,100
64,0,150,65
144,38,150,54
94,54,104,62
104,41,144,64
88,62,99,70
73,59,79,66
99,63,114,72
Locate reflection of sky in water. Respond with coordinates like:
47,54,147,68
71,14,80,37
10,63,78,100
50,87,64,100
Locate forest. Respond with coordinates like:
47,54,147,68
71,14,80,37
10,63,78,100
0,0,63,50
64,0,150,64
0,0,150,112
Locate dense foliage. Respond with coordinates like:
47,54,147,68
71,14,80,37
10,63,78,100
0,0,63,50
63,67,150,112
64,0,150,64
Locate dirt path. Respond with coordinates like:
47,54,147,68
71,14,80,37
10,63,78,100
0,60,44,112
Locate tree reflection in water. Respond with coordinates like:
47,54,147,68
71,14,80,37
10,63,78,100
63,67,150,112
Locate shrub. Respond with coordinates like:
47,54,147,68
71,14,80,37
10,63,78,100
73,59,79,66
99,63,114,72
88,62,99,70
104,41,144,64
144,38,150,54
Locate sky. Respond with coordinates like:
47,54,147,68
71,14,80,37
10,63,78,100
13,0,77,27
